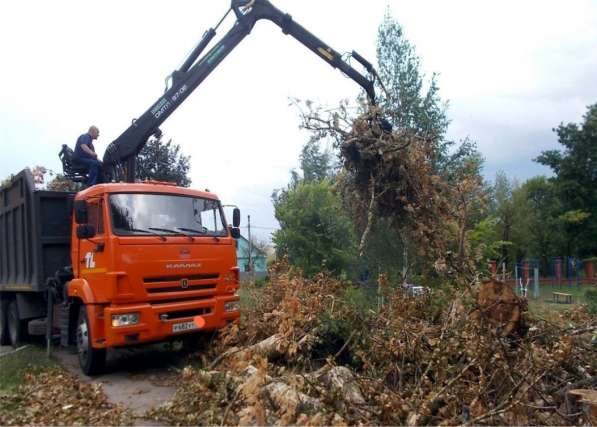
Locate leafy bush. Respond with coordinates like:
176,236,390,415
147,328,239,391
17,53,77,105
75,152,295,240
272,180,357,277
310,312,353,365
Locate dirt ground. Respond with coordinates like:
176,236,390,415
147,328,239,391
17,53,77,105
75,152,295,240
2,343,182,412
49,343,194,424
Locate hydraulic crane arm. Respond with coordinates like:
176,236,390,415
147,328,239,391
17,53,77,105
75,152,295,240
103,0,381,182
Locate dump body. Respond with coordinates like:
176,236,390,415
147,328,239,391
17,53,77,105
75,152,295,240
0,169,73,293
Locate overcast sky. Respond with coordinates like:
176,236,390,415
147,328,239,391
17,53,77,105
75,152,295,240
1,1,596,242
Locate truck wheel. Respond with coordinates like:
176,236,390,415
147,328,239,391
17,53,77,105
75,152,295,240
76,306,106,376
7,299,27,347
0,298,9,345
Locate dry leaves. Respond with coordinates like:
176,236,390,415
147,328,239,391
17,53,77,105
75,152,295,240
147,267,595,426
0,369,132,426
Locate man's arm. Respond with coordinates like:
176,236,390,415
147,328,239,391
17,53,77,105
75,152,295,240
81,143,98,159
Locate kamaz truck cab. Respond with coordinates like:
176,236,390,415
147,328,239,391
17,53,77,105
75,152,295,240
70,182,241,373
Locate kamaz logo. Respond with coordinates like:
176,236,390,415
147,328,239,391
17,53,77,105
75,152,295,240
165,263,201,269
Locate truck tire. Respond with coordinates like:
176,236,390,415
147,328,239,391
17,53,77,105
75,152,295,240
7,299,27,347
0,298,9,345
76,306,106,376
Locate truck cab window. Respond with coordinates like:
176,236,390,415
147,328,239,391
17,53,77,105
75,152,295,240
87,200,104,234
110,193,226,236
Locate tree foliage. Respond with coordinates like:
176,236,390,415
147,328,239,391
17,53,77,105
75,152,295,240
490,172,518,262
299,138,333,183
536,103,597,257
517,176,564,265
136,137,191,187
272,179,356,277
376,10,448,141
376,11,482,179
47,173,83,192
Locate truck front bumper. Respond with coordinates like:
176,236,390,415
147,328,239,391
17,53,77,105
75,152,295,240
98,295,240,348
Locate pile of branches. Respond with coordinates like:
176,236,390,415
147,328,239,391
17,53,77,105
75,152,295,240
148,266,596,426
297,101,484,282
0,369,132,425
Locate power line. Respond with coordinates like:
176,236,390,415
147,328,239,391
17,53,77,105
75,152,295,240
239,225,277,230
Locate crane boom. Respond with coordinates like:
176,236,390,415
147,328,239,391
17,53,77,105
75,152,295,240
103,0,380,182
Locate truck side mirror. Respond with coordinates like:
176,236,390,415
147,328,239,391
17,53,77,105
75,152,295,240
74,200,88,224
230,227,241,239
233,208,241,228
76,224,96,239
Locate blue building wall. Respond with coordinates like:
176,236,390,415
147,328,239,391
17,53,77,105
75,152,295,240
235,236,267,273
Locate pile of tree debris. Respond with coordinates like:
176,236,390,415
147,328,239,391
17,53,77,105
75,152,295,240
0,369,131,425
147,105,594,425
148,267,595,426
298,103,484,281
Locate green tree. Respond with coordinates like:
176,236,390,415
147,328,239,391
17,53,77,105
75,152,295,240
136,137,191,187
536,103,597,257
490,171,518,262
469,216,511,266
376,10,448,140
47,173,83,192
1,175,13,188
517,177,564,267
376,10,481,178
299,138,333,183
358,12,484,283
272,180,356,277
359,218,410,282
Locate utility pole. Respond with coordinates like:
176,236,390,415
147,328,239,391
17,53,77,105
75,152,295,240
247,214,252,272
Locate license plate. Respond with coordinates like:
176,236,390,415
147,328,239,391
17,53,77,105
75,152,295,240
172,321,198,333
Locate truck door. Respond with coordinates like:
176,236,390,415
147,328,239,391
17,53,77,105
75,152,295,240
78,198,109,298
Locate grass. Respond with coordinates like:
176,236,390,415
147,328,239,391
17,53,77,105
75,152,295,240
525,283,594,315
0,345,57,396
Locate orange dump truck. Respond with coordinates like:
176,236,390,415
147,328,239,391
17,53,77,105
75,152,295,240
0,169,241,374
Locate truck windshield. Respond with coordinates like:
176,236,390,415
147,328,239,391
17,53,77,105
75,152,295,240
109,193,227,237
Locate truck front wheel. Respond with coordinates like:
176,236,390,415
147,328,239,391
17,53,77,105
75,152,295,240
77,306,106,376
7,299,27,347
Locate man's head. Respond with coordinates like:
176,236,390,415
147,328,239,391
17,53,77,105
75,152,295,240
88,126,100,140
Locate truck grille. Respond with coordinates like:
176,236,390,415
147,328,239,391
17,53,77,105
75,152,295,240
143,273,219,298
163,307,212,320
146,284,216,294
151,295,212,305
144,273,219,284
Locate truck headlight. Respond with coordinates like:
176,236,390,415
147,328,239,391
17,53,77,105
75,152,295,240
224,301,240,312
112,313,140,327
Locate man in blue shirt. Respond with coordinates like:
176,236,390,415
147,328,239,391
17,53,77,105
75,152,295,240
74,126,102,186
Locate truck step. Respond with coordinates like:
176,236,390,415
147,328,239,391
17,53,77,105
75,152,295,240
57,303,71,347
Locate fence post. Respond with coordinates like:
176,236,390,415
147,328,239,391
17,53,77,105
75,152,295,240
533,267,539,299
522,260,529,285
489,260,497,278
502,262,506,282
